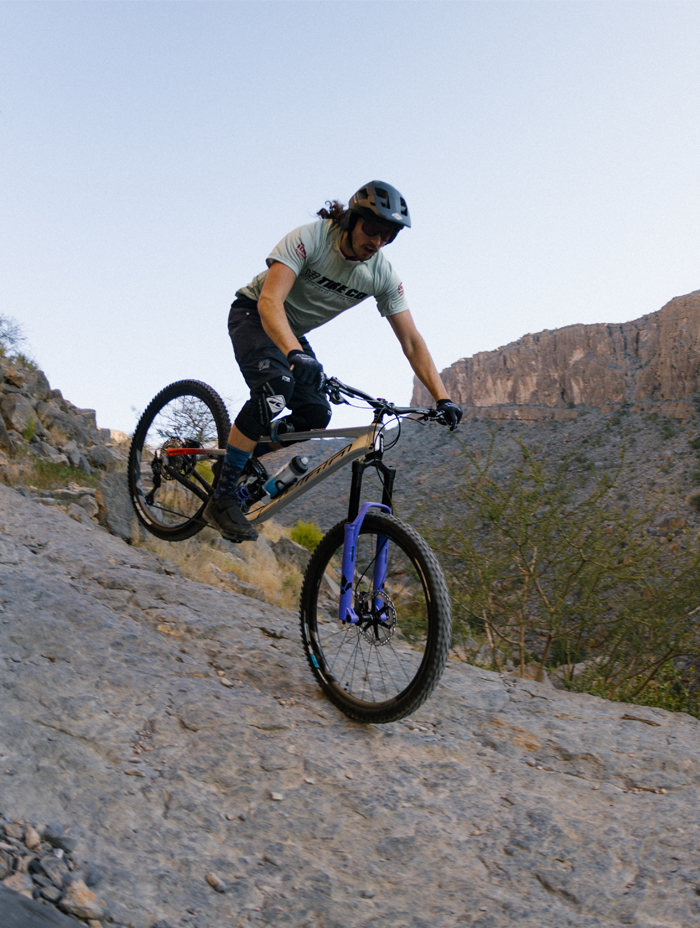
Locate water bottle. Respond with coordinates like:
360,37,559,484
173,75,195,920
264,455,309,499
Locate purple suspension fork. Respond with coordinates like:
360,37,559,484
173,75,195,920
338,456,396,626
339,502,391,625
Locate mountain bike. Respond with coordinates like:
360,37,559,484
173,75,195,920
127,377,453,723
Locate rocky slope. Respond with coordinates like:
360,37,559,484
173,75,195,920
0,355,124,481
1,486,700,928
411,290,700,417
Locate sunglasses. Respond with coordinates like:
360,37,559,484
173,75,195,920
361,217,399,243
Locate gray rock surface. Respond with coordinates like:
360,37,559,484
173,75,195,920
95,473,136,541
0,485,699,927
270,536,311,572
0,883,83,927
1,394,36,435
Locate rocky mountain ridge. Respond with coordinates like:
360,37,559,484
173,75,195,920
411,291,700,421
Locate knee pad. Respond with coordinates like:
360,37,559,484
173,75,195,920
281,403,332,433
235,376,295,441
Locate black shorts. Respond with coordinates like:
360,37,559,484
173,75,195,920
228,295,331,416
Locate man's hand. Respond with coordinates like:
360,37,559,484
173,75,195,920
436,398,462,431
288,349,324,387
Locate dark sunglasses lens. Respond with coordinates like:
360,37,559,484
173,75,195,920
362,219,396,242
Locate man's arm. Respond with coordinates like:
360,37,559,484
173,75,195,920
257,262,304,355
387,310,449,402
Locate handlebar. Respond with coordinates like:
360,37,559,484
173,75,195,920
321,375,450,427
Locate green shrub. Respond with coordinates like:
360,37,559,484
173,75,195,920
5,456,100,491
23,415,38,442
290,519,324,551
689,436,700,451
13,352,38,372
422,433,700,714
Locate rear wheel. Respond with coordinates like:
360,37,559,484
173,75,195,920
300,511,452,723
128,380,231,541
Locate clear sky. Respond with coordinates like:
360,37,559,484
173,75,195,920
1,2,699,433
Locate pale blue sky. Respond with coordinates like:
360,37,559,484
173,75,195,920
1,2,699,432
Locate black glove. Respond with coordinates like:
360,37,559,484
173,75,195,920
287,349,324,387
436,398,463,431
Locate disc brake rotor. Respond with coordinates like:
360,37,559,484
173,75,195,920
356,589,397,645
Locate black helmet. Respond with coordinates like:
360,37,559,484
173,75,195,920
343,181,411,239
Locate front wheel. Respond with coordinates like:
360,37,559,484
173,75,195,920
300,511,452,723
128,380,231,541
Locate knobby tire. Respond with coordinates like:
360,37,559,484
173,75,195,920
300,511,452,723
128,380,231,541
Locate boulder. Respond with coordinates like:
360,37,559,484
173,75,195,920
95,472,135,541
68,503,95,525
1,393,36,434
75,408,97,429
60,440,82,468
22,368,51,401
2,870,34,897
4,367,25,388
237,533,277,571
271,536,312,571
77,495,99,519
88,445,124,473
59,879,105,919
32,440,70,466
36,401,89,446
0,416,14,454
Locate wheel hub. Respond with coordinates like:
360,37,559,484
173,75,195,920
356,589,397,645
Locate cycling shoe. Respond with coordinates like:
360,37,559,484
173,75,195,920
204,494,258,542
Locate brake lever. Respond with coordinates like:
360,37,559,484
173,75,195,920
426,409,450,427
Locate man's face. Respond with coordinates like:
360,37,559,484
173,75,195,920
349,216,399,260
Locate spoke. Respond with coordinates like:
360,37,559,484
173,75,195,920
356,636,377,702
374,642,410,694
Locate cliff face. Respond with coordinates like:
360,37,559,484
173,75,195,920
412,291,700,412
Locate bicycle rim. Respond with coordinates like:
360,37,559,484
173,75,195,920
128,380,230,541
300,512,452,723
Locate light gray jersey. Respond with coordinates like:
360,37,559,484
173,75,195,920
236,219,409,337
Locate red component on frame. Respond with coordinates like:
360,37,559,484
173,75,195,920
164,448,211,456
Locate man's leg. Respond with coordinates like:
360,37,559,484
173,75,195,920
251,337,332,457
204,298,294,541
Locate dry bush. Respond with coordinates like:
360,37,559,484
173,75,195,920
48,425,69,448
138,521,303,610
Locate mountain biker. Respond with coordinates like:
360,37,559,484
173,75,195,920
204,180,463,542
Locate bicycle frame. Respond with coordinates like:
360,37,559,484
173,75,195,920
162,377,439,627
165,422,397,627
163,422,395,525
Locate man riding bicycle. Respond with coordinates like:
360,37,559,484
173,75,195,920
205,180,463,543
